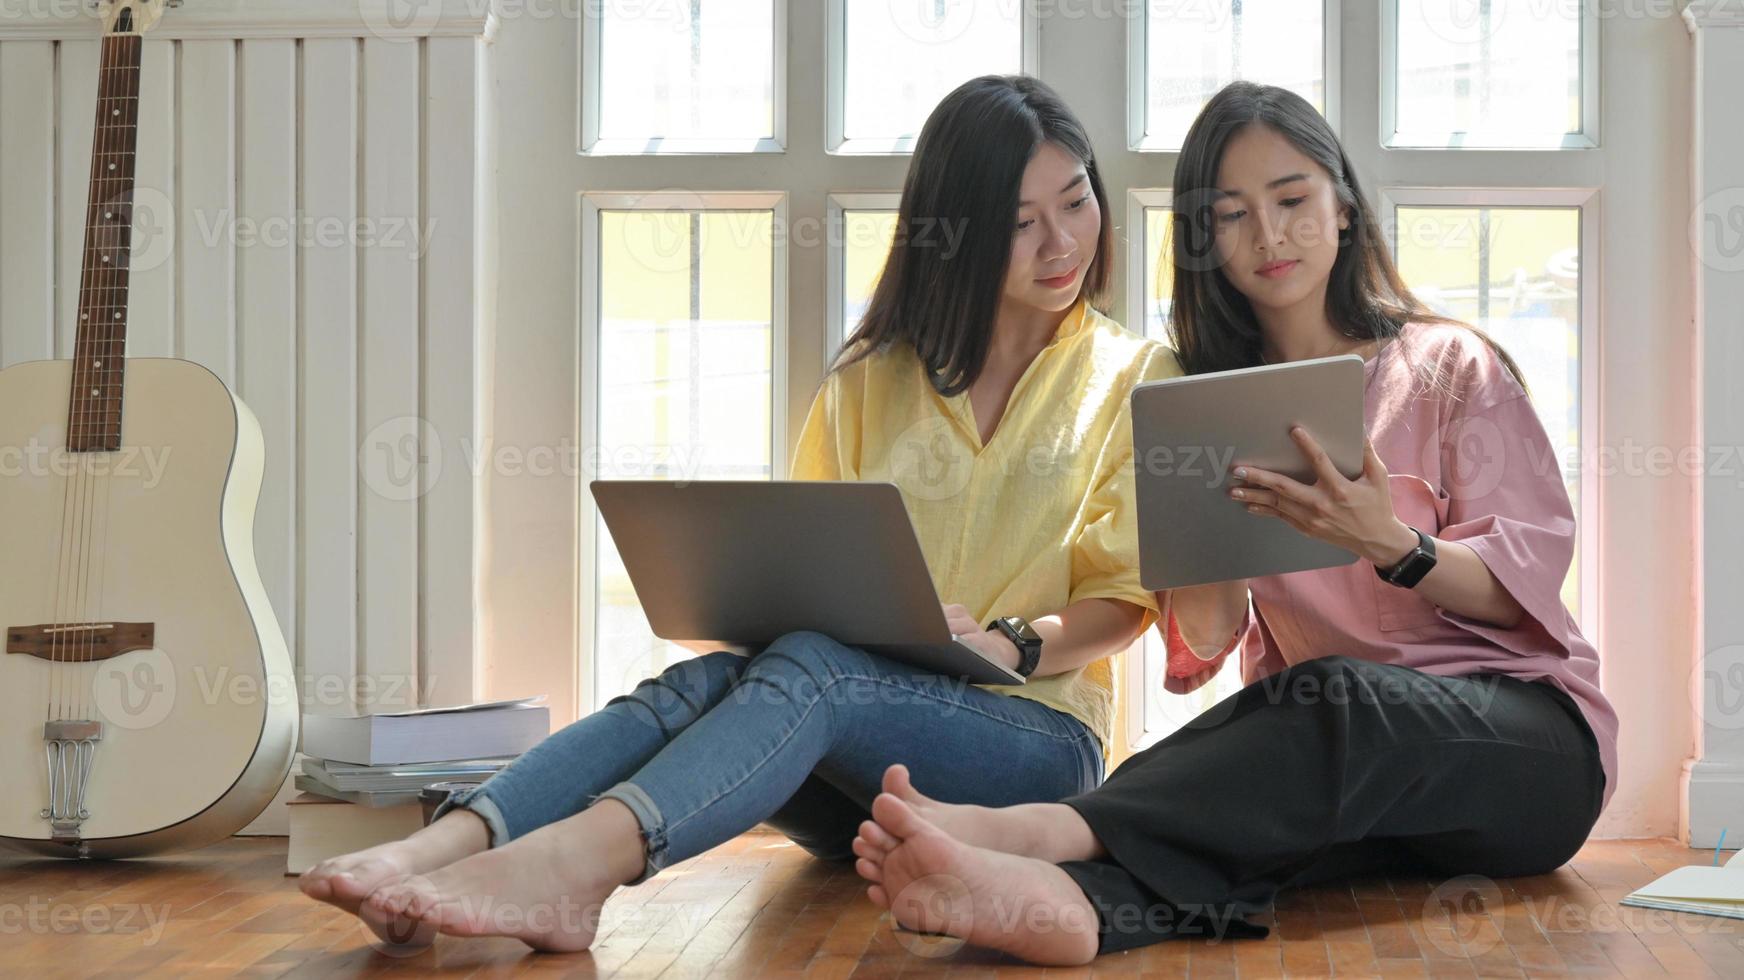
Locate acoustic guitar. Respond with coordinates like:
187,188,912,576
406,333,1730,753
0,0,297,858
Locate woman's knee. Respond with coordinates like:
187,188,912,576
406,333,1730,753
612,650,747,720
746,631,868,685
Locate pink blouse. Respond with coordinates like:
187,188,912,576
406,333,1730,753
1161,321,1618,811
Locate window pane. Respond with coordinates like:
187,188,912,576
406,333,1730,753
1394,0,1581,143
1137,204,1247,743
1141,206,1174,337
1145,0,1324,149
843,0,1022,143
598,1,775,142
1394,205,1582,615
838,209,898,344
592,210,775,707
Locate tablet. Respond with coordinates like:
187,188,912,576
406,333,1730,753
1132,354,1367,590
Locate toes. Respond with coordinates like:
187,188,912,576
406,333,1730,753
299,872,333,900
368,882,413,917
858,818,900,852
882,764,911,800
868,884,889,908
852,835,888,865
870,792,931,841
327,871,369,902
855,857,884,884
885,763,931,807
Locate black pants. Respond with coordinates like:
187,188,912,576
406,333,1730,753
1058,655,1606,953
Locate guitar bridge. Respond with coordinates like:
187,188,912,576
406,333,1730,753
43,720,102,845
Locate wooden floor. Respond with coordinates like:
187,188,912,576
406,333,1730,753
2,833,1742,978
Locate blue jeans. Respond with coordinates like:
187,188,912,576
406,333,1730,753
430,630,1105,882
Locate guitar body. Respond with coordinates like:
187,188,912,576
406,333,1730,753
0,358,297,858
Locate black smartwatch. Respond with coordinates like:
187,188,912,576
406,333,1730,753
987,616,1043,678
1375,526,1438,589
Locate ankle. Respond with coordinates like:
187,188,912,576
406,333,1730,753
1038,804,1102,863
588,799,651,885
416,807,492,865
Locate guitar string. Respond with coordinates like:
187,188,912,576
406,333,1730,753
66,33,113,725
84,34,136,724
49,34,115,725
69,32,129,725
89,34,136,730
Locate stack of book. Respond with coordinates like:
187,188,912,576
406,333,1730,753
287,696,550,874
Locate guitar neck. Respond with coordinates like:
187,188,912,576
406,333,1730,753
69,28,143,454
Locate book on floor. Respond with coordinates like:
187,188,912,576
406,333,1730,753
300,695,549,766
1621,847,1744,919
284,792,425,875
299,755,510,794
293,773,425,808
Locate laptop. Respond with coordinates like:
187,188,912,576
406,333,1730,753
1131,354,1368,590
589,480,1026,685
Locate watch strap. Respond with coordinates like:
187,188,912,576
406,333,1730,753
1376,526,1437,589
987,616,1042,678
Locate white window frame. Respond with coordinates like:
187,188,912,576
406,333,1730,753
1379,0,1601,150
825,0,1039,155
1127,0,1343,153
825,192,903,362
576,190,792,712
1379,185,1602,633
1124,188,1175,336
578,0,790,155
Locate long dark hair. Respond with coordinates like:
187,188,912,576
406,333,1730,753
833,74,1113,396
1166,81,1525,394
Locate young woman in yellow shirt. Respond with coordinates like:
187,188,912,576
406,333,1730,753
299,75,1177,953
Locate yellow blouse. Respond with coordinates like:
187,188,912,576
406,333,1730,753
790,299,1180,751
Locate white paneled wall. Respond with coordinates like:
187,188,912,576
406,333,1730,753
0,12,490,784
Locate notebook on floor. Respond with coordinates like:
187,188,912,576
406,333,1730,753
1620,847,1744,919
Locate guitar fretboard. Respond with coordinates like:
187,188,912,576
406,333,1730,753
68,31,142,454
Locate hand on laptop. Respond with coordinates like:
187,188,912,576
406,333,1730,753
942,603,1021,670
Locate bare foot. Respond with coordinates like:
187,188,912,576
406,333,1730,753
365,800,644,952
853,764,1099,864
854,790,1101,967
300,808,490,916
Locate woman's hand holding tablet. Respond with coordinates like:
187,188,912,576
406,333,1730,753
1228,425,1421,570
1130,354,1368,589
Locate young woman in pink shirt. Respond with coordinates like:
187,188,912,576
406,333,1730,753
849,80,1619,965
